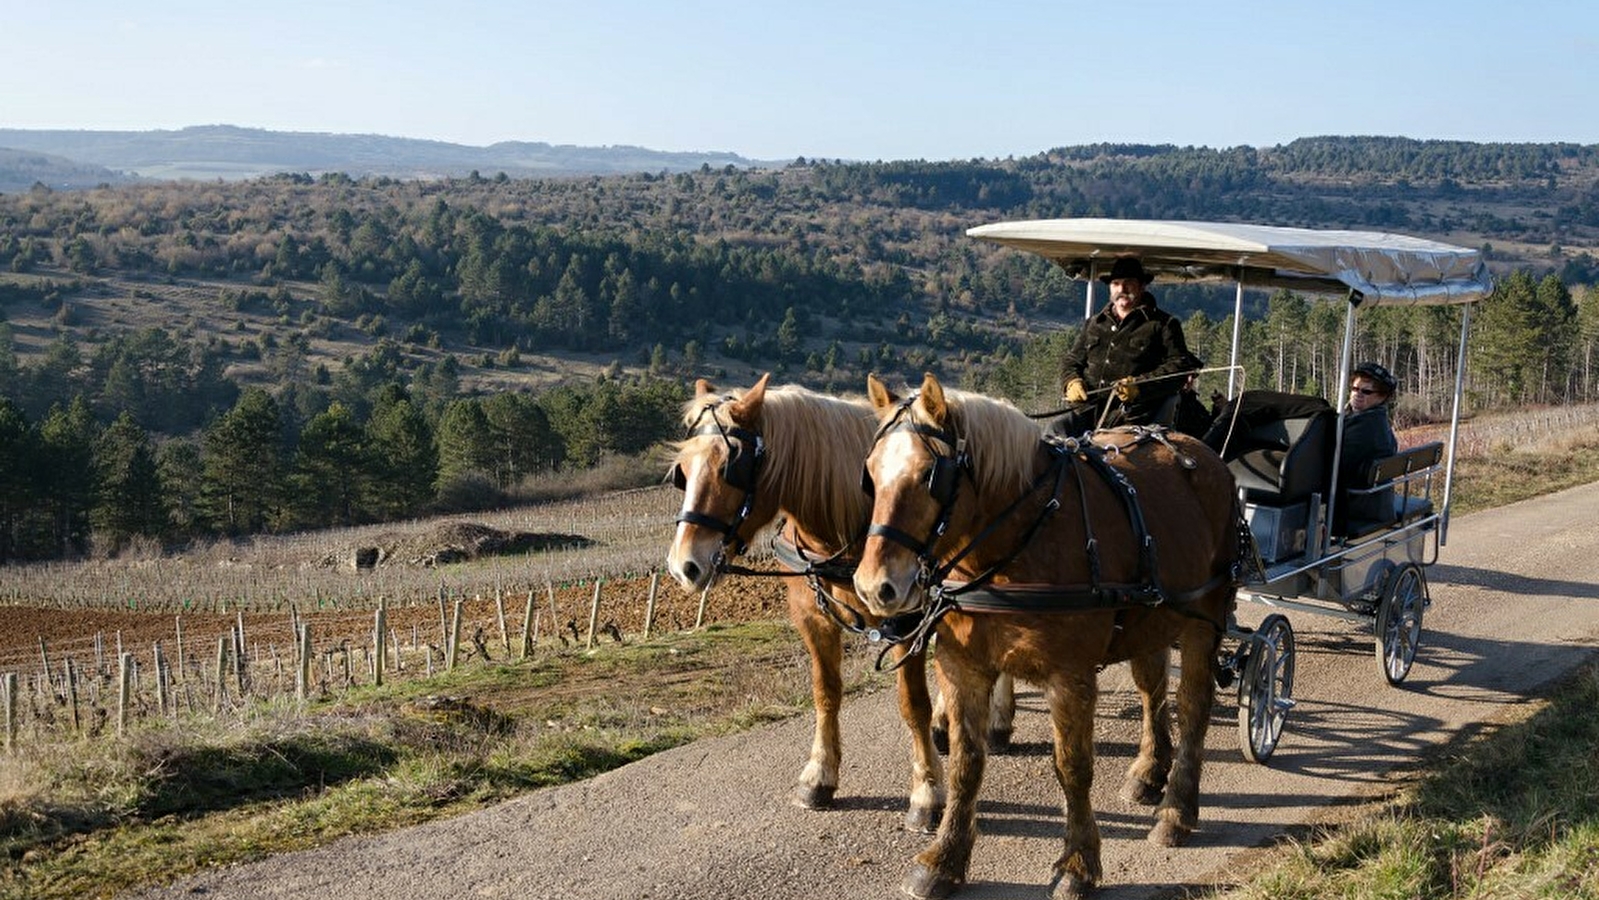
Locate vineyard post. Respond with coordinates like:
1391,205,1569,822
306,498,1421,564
295,623,311,702
153,642,167,715
94,632,104,678
644,571,660,640
389,626,404,673
519,588,535,659
585,579,602,651
64,658,80,733
695,583,712,630
174,615,185,684
234,611,248,696
373,599,387,688
496,587,510,657
2,672,15,751
213,636,227,712
436,583,448,651
117,653,132,737
545,579,559,635
37,638,50,687
447,599,464,671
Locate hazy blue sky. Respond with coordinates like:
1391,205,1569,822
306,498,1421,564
6,0,1595,161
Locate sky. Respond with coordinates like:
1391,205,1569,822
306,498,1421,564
5,0,1597,163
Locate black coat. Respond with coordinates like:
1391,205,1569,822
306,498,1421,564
1059,294,1202,424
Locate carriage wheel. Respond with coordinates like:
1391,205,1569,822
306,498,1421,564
1237,614,1295,764
1376,563,1426,685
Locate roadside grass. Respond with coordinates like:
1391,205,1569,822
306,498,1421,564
1223,662,1599,899
3,404,1598,898
0,621,892,900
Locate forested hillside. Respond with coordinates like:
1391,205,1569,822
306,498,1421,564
2,136,1597,562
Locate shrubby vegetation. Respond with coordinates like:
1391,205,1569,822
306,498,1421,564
2,137,1598,561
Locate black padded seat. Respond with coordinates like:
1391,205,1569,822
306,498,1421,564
1227,410,1335,505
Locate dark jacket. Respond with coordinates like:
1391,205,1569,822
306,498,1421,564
1336,404,1399,533
1059,293,1202,424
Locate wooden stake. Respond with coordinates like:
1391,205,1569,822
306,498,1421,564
644,570,660,640
373,600,387,688
585,579,602,650
519,588,536,659
117,653,132,737
447,599,464,671
695,583,712,630
496,587,510,656
296,623,312,701
2,672,15,752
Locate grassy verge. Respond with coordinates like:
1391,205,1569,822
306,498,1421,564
3,421,1598,898
0,621,892,899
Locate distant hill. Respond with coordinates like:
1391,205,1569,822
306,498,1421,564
0,125,776,187
0,147,134,192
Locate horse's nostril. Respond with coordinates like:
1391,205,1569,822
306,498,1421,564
879,582,898,605
683,562,702,584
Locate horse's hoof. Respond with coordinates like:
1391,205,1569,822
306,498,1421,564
1119,777,1164,806
1147,819,1191,847
1049,871,1092,900
987,729,1013,754
902,862,961,900
904,803,942,834
792,783,836,809
931,727,949,755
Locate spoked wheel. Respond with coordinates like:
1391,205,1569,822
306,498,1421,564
1237,613,1296,764
1376,563,1427,685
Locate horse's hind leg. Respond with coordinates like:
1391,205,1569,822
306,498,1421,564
903,658,992,900
1120,648,1173,806
931,672,1015,754
1151,616,1223,846
789,590,843,809
892,644,945,833
1045,671,1102,900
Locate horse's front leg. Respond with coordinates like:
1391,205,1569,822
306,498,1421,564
903,656,992,900
1151,616,1223,846
1121,648,1173,806
1045,671,1102,900
788,587,844,809
891,644,945,833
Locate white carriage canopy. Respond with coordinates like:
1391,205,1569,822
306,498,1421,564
965,218,1494,306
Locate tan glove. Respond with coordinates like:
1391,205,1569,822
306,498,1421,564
1064,378,1088,403
1113,377,1139,402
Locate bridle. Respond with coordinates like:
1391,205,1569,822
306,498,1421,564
860,397,972,565
669,401,766,558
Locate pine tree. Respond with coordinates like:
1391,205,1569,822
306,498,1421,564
91,412,166,552
200,388,285,534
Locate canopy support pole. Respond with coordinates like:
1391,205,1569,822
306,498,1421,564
1440,303,1473,545
1322,290,1362,559
1227,273,1245,397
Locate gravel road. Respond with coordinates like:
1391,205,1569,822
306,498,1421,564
128,481,1599,900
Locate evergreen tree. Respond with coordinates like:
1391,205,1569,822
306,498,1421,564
365,393,436,518
1471,270,1540,406
36,396,98,556
0,398,34,562
156,439,205,541
91,411,166,552
434,398,496,490
289,402,367,528
200,388,285,534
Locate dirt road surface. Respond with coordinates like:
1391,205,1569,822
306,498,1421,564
128,482,1599,900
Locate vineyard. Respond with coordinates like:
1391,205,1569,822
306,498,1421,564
0,484,792,746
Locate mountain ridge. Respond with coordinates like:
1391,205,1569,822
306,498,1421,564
0,124,777,189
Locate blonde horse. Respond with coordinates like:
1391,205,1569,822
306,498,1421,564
666,375,1014,831
853,373,1239,900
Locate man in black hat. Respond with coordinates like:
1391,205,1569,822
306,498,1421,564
1050,256,1203,438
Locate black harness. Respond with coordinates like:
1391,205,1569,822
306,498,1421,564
669,402,766,557
860,404,1243,659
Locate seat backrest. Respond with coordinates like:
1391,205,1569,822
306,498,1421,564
1229,409,1334,504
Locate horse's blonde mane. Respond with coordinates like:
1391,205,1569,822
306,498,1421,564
934,388,1043,496
675,383,876,548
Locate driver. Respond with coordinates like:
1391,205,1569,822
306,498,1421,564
1048,256,1202,438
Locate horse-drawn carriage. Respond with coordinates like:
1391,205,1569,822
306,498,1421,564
665,218,1492,898
965,218,1494,763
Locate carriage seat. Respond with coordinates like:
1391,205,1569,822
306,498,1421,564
1226,409,1335,506
1342,441,1444,537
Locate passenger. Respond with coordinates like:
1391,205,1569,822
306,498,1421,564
1338,362,1399,532
1048,256,1203,439
1201,362,1399,534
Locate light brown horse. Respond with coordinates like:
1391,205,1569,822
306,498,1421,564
853,373,1240,900
666,375,1016,831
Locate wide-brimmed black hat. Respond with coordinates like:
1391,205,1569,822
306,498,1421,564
1099,257,1154,284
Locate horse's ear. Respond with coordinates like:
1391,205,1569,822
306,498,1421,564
728,373,769,424
866,374,898,413
694,378,716,398
918,372,948,424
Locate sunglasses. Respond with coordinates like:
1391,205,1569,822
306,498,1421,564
1350,387,1383,396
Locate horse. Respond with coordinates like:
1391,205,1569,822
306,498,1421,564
852,373,1240,900
664,374,1015,832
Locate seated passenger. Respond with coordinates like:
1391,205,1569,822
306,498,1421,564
1337,362,1400,534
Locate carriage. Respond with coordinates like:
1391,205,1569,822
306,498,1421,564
965,217,1495,763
